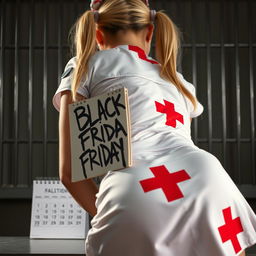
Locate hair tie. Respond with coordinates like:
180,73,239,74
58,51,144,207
93,10,99,22
150,10,156,22
143,0,149,7
90,0,104,11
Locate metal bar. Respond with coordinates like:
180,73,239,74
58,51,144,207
43,0,49,177
0,0,5,186
75,0,79,20
3,139,58,143
237,184,256,199
58,0,62,85
28,0,34,185
0,184,255,200
0,188,33,199
160,0,167,19
72,0,79,57
2,45,70,50
195,138,256,143
220,0,227,168
190,0,198,144
2,138,256,144
206,1,212,152
177,43,256,48
234,0,241,183
14,0,20,186
176,0,182,73
2,43,256,50
248,0,255,185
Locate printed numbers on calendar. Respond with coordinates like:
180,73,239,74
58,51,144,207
32,202,83,226
30,180,88,239
34,221,40,226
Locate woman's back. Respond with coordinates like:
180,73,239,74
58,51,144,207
53,44,204,159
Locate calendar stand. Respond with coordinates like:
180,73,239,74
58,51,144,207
30,179,88,239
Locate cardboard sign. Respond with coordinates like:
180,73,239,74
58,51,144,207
69,88,132,181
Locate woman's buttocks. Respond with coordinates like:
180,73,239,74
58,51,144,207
131,130,197,161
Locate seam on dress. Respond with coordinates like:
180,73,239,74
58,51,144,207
187,207,201,256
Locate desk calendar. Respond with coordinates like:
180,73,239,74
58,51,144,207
30,179,89,239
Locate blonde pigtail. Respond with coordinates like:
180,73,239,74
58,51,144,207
155,11,197,112
71,11,97,102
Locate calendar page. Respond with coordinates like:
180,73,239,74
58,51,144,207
30,179,89,239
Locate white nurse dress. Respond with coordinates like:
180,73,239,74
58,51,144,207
53,45,256,256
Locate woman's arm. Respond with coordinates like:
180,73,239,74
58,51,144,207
59,90,98,217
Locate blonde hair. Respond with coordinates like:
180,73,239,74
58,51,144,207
70,0,197,111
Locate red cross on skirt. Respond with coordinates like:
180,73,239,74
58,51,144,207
155,100,184,128
139,165,191,202
218,206,244,254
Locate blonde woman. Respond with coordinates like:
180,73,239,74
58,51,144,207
52,0,256,255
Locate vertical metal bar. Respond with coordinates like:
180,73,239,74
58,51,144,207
75,0,79,22
14,0,20,186
234,0,241,183
176,0,182,73
191,0,198,144
248,0,255,184
43,0,48,177
205,1,213,152
72,0,79,60
161,0,167,16
0,0,5,186
58,0,62,85
220,0,227,168
28,0,34,185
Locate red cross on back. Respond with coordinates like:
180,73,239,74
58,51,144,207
155,100,184,128
218,206,244,254
139,165,191,202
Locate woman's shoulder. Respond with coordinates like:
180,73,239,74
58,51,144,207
176,72,197,95
89,47,120,65
61,56,77,77
176,72,204,118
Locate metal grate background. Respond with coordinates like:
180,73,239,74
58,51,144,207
0,0,255,198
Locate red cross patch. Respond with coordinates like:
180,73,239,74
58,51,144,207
139,165,191,202
155,100,184,127
128,45,158,64
218,206,244,254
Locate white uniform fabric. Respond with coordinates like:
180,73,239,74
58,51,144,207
53,45,256,256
